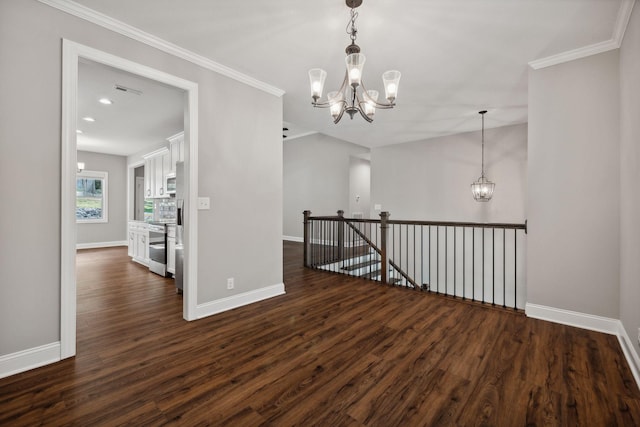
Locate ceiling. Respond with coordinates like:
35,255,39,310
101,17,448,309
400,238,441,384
71,0,630,149
77,59,184,156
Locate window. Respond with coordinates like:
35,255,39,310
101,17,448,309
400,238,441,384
76,170,108,223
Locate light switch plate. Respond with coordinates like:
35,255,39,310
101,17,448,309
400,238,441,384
374,204,382,211
198,197,210,210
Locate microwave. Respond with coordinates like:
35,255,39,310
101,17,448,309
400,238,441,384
166,174,176,195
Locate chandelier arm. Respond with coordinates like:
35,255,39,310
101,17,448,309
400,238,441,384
357,106,374,123
333,105,347,124
359,80,395,108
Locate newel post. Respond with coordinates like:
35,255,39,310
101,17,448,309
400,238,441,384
303,210,311,267
380,211,390,284
337,210,345,262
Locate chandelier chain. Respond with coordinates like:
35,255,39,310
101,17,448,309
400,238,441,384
346,8,358,42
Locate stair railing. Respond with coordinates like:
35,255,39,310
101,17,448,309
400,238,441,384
303,210,527,309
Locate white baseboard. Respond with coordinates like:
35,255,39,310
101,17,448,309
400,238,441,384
525,303,620,335
0,342,61,379
525,303,640,389
196,283,286,319
617,323,640,390
76,240,127,250
283,235,303,243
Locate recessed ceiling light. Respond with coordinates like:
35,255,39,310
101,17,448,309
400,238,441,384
76,129,83,134
99,98,113,105
82,117,95,122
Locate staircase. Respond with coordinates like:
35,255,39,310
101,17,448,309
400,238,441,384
316,247,410,287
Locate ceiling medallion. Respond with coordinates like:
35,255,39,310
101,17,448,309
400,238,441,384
308,0,401,123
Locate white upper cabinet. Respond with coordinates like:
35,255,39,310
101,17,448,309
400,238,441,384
167,132,184,175
143,147,170,198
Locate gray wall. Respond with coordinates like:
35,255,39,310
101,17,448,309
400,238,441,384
528,50,620,319
348,157,371,218
283,133,369,238
370,123,527,223
0,0,282,356
620,4,640,355
76,151,127,245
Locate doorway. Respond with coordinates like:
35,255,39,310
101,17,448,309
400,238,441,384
61,40,199,359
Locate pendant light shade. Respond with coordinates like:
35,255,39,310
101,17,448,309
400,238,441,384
471,110,495,202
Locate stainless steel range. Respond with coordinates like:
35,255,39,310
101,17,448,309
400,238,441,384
147,223,168,277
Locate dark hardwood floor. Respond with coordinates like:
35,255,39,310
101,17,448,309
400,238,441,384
1,242,639,426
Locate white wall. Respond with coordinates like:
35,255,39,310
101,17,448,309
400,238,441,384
283,133,369,239
76,151,127,245
620,4,640,355
528,50,620,319
370,123,527,223
0,0,282,357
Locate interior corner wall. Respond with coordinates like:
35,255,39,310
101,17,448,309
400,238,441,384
76,151,127,245
283,133,369,239
528,50,620,319
348,157,371,218
370,123,527,224
0,0,282,357
620,3,640,355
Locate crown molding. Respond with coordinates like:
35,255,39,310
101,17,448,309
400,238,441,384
37,0,286,97
529,0,636,70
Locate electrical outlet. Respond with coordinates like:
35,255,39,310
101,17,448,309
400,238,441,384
637,328,640,346
227,278,234,290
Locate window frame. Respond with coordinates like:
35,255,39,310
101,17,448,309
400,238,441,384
76,170,109,224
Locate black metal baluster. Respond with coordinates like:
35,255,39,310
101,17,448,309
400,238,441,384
463,227,466,300
421,225,424,290
445,226,448,295
413,225,416,289
513,228,518,310
492,227,495,306
472,227,475,301
454,227,457,298
482,228,485,304
437,226,440,293
503,228,506,308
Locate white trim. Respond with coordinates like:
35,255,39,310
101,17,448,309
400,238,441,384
525,303,620,335
37,0,285,97
196,284,286,319
613,0,637,46
76,240,127,249
283,235,304,243
529,0,636,69
284,131,318,142
528,40,619,70
0,342,61,380
62,40,200,363
61,40,78,359
617,323,640,389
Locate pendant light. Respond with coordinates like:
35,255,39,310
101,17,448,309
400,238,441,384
471,110,495,202
308,0,401,124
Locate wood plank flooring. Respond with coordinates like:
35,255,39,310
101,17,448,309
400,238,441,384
1,242,639,426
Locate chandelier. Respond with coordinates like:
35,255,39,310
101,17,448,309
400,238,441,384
308,0,401,124
471,110,495,202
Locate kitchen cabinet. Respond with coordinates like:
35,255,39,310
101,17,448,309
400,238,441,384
143,148,170,198
128,221,149,266
167,225,176,275
167,132,184,175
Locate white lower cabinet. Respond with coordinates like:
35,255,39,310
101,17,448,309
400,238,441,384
167,225,176,275
128,221,149,266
